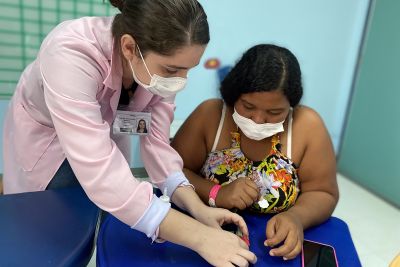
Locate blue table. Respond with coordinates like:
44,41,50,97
97,211,361,266
0,187,99,267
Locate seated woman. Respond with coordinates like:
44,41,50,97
171,44,339,260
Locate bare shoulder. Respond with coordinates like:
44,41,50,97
290,105,335,169
172,98,223,159
175,98,223,137
194,98,224,139
291,105,330,153
195,98,223,115
292,105,327,131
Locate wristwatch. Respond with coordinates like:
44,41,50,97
208,184,222,207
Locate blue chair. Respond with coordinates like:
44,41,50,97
0,187,99,266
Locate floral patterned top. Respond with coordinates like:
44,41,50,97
200,131,300,213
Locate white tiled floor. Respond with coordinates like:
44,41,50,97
332,173,400,267
87,173,400,267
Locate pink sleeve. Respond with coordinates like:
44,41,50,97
39,37,170,239
140,98,192,198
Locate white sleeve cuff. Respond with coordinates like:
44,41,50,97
131,195,171,241
159,171,194,198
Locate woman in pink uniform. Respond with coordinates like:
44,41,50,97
2,0,257,265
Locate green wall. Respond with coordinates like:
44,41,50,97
338,0,400,207
0,0,117,99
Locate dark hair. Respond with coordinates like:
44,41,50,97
109,0,209,56
137,119,147,133
220,44,303,107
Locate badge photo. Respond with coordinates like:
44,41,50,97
113,111,151,135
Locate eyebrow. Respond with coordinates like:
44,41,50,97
164,63,199,70
242,100,255,106
241,99,285,112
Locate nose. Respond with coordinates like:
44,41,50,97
251,112,267,124
179,70,189,78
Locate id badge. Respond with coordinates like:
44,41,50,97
113,110,151,135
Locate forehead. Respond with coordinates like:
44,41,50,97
147,44,206,68
239,90,289,108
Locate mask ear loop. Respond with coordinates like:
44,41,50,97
232,107,239,133
234,114,239,133
136,44,152,78
276,107,292,149
232,109,247,156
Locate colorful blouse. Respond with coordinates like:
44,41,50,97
200,132,300,213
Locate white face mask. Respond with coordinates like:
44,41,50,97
128,45,187,98
232,108,284,141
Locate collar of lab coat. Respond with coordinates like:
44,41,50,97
103,38,122,92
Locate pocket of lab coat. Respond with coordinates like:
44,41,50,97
13,103,57,171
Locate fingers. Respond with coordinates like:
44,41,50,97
269,232,300,258
215,209,249,236
281,239,302,260
240,235,250,247
265,226,286,250
226,178,259,210
222,211,249,238
265,217,303,259
244,179,260,200
237,200,246,210
265,218,277,243
229,254,249,267
238,238,247,249
239,194,253,209
264,230,287,251
237,249,257,265
225,248,257,267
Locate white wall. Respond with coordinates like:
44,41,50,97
0,1,370,172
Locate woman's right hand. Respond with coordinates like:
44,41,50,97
216,178,259,210
193,225,257,267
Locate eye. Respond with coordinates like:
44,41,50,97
268,110,282,115
243,103,254,110
165,67,178,75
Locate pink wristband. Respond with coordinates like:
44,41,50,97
208,184,222,207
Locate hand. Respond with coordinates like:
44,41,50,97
216,178,259,210
264,211,304,260
158,209,256,267
192,205,250,239
194,225,257,267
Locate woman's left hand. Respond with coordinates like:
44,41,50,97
192,206,250,241
264,211,304,260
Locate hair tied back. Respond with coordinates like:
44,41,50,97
109,0,124,12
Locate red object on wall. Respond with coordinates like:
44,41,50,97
204,58,221,69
